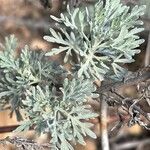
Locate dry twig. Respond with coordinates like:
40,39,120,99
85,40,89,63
100,98,110,150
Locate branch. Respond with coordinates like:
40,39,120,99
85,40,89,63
0,125,19,133
145,32,150,66
0,15,55,30
0,136,52,150
97,66,150,94
112,138,150,150
98,66,150,131
100,97,110,150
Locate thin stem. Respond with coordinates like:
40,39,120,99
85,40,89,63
145,32,150,66
100,98,110,150
0,15,55,30
97,66,150,93
112,138,150,150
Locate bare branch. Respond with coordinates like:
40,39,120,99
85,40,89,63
100,97,110,150
97,66,150,94
0,15,55,30
145,32,150,66
112,138,150,150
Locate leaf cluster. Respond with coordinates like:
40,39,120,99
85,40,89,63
44,0,145,80
16,78,98,150
0,35,65,120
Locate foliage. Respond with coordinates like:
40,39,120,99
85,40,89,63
0,35,65,120
15,78,98,149
0,0,147,150
44,0,145,80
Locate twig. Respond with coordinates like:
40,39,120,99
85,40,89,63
0,15,55,30
0,125,19,133
100,97,110,150
110,88,150,122
145,32,150,66
0,136,53,150
0,114,131,134
112,138,150,150
97,66,150,94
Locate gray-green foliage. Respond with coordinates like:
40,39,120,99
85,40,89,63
0,35,65,120
0,0,146,150
16,78,98,150
0,35,98,150
44,0,145,80
0,36,99,149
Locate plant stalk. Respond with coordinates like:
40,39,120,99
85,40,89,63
100,98,110,150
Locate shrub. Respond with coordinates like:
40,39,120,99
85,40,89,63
0,0,148,150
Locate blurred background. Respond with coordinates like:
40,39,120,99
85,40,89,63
0,0,150,150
